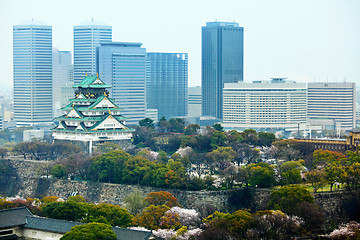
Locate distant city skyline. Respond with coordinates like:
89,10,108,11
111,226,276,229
1,0,360,92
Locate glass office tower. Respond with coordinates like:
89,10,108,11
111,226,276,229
52,48,73,118
73,23,112,84
13,23,53,126
201,21,244,120
97,42,146,125
146,53,188,120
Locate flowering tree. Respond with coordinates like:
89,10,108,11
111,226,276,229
330,221,360,239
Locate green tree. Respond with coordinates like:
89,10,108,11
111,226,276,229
156,151,168,164
0,148,8,158
242,129,259,146
206,147,236,173
138,117,155,129
51,164,68,179
273,139,301,161
212,123,224,132
268,185,314,215
60,222,116,240
122,156,152,184
90,150,130,183
324,163,346,191
123,190,148,215
67,195,86,203
258,132,276,147
96,142,121,153
247,162,275,187
184,124,200,135
42,201,88,221
279,160,304,185
305,168,326,193
210,131,227,150
84,203,133,227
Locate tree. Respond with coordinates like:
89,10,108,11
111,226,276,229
324,163,346,191
258,132,276,147
123,190,148,215
156,151,168,164
42,201,88,221
268,185,314,215
0,148,8,158
133,126,156,149
305,168,326,193
242,129,259,146
84,203,133,227
168,118,186,133
67,195,86,203
184,124,200,135
210,131,227,150
51,164,68,179
247,210,302,240
121,156,152,184
212,123,224,132
247,162,275,187
206,147,236,173
133,204,170,230
273,139,302,161
145,191,179,208
90,150,130,183
313,149,345,167
60,222,116,240
96,142,121,153
138,117,155,129
279,160,304,185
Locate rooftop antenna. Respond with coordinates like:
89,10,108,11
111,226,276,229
91,17,94,22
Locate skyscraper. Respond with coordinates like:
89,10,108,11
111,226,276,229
97,42,146,125
52,48,73,118
13,23,53,126
201,21,244,120
73,22,112,84
146,53,188,119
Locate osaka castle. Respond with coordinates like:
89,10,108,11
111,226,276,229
52,74,135,150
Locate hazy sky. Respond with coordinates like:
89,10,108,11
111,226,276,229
0,0,359,92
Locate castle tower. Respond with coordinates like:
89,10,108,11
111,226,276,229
52,74,134,152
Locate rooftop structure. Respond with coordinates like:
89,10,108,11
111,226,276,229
52,74,134,153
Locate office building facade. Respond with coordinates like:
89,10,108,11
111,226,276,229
97,42,146,125
307,82,356,131
222,78,307,131
202,21,244,120
13,23,53,126
188,86,201,118
73,24,112,84
52,48,73,118
146,53,188,119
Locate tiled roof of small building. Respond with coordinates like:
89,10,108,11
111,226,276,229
0,207,33,228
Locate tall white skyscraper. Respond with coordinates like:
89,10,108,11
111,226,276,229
73,22,112,84
13,23,53,126
97,42,146,125
52,48,73,118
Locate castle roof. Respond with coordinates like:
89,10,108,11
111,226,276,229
73,75,111,89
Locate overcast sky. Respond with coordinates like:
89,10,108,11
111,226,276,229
0,0,359,93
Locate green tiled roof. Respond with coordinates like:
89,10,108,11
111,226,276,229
56,115,129,122
73,75,111,88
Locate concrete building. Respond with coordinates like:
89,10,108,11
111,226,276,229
97,42,146,125
52,48,73,118
307,82,356,131
13,23,53,126
146,52,188,120
202,21,244,120
188,86,201,118
73,22,112,84
222,78,307,132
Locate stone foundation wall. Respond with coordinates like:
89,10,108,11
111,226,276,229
2,158,360,225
